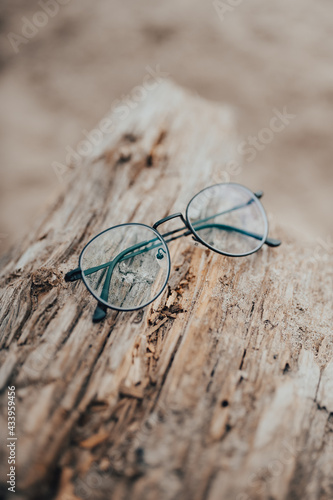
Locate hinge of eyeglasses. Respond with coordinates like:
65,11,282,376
254,190,264,199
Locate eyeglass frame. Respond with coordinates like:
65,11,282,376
65,183,281,322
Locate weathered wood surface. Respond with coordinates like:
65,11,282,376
0,81,332,500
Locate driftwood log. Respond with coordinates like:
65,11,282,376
0,81,332,500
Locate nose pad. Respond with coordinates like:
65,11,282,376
156,248,166,260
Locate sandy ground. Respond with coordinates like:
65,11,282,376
0,0,332,257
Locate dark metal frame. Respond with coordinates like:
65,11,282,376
65,183,281,322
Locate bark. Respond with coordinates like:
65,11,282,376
0,81,332,500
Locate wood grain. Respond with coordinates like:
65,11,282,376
0,81,332,500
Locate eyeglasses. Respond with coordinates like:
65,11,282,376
65,183,281,322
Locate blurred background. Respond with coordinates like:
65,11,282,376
0,0,332,257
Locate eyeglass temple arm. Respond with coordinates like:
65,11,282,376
92,236,165,321
185,224,281,247
94,238,162,322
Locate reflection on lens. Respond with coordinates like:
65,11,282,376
80,224,170,310
186,184,268,256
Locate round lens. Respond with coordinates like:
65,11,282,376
186,184,268,256
79,224,170,310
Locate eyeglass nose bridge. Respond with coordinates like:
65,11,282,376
153,212,189,231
